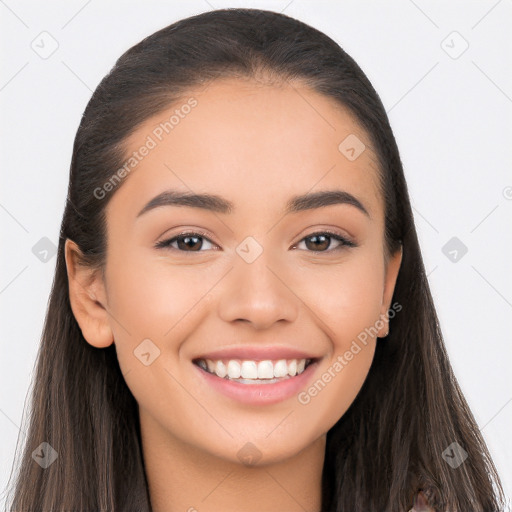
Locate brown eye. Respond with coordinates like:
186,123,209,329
296,231,356,253
176,234,203,251
155,232,216,252
305,234,330,251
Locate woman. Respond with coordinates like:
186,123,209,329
6,8,505,512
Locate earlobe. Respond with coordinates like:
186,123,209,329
378,245,403,338
64,239,114,348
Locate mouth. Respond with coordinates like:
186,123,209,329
192,355,321,405
192,357,318,384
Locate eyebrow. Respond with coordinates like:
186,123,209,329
136,189,370,218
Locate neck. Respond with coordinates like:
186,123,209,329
140,412,326,512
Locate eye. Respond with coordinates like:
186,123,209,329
294,230,356,253
155,230,217,252
155,229,356,253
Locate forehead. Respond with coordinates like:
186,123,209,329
108,78,383,221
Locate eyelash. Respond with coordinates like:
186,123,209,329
154,229,357,253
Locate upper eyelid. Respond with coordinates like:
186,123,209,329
293,229,354,245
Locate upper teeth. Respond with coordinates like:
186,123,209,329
197,358,309,379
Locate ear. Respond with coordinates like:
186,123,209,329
65,238,114,348
377,244,403,338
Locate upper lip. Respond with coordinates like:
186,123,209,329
193,346,321,362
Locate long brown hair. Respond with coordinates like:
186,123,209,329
5,8,505,511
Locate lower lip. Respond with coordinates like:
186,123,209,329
193,360,319,405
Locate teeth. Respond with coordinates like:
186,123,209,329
257,360,274,379
215,360,227,378
227,360,241,379
196,358,311,380
241,360,258,379
273,359,288,378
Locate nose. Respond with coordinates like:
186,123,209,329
217,251,299,330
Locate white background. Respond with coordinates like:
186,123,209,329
1,0,511,508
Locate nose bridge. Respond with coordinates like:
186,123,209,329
217,237,299,328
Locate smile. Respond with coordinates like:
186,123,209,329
192,357,320,405
194,357,313,383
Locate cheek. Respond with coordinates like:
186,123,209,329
297,337,376,437
112,245,203,304
105,248,215,353
295,250,385,347
293,252,384,429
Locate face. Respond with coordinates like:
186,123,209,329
68,77,401,466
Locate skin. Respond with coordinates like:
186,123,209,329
65,77,402,512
